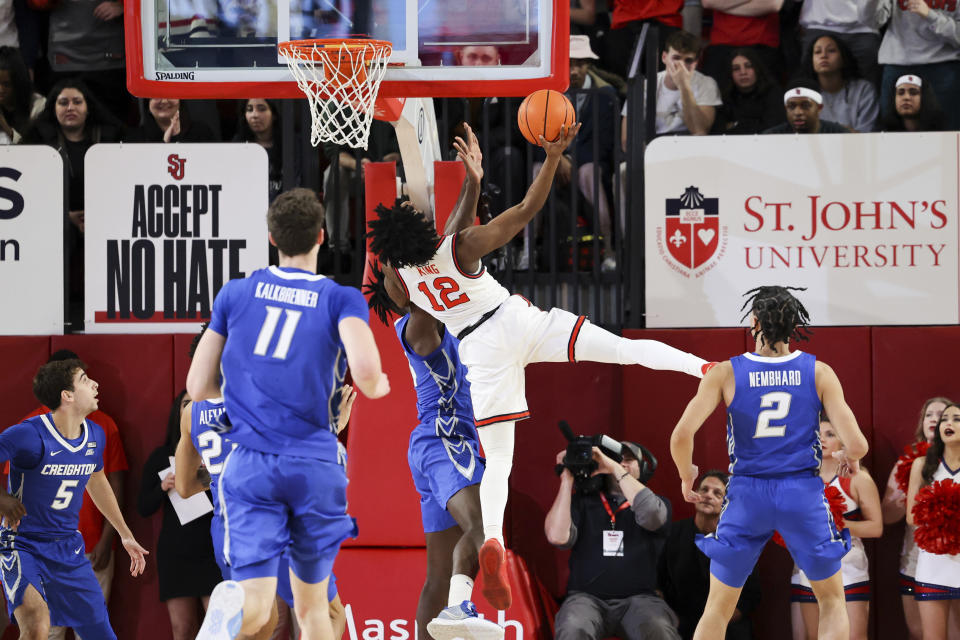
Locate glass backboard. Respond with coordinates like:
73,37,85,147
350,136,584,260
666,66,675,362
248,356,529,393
126,0,568,98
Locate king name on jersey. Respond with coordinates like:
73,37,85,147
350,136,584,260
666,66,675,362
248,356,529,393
749,369,802,388
416,264,439,276
41,463,97,476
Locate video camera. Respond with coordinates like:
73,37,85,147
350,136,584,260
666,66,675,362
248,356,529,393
555,421,624,493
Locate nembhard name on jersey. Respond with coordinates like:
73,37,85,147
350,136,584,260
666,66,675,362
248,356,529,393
41,463,97,476
254,282,319,308
749,370,802,387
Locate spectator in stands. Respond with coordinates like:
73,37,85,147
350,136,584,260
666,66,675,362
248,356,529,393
126,98,217,143
43,0,130,122
698,0,783,85
875,0,960,130
763,78,848,134
22,78,123,329
545,443,679,640
12,349,129,640
878,74,946,133
456,45,501,66
0,45,42,144
600,0,688,79
798,0,882,87
322,120,399,256
659,470,760,640
233,98,291,202
802,34,878,132
138,390,222,640
715,48,784,134
655,31,721,136
571,0,597,36
880,397,953,640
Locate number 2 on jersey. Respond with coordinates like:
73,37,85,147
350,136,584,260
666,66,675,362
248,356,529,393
418,277,470,312
254,306,302,359
197,431,224,474
754,391,791,438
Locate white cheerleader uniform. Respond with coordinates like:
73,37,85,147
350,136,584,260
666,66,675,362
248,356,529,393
914,458,960,600
791,475,871,602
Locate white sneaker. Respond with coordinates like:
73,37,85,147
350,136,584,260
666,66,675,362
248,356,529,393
196,581,244,640
427,601,505,640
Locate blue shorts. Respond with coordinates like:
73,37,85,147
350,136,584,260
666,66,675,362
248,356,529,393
408,423,484,533
0,530,113,635
697,474,850,588
219,445,357,585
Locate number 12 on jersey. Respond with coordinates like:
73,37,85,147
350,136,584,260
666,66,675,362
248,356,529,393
418,277,470,312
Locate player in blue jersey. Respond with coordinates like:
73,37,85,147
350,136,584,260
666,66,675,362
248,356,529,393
176,328,359,640
365,129,504,640
0,359,148,640
669,286,869,640
188,187,389,640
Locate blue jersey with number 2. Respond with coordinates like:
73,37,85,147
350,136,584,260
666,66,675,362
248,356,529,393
208,265,369,462
727,351,822,477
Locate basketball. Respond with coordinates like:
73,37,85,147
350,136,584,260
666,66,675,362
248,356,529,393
517,89,575,146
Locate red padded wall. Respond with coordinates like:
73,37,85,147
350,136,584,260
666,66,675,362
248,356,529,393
0,337,49,422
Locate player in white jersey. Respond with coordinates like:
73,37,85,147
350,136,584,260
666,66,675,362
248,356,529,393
367,123,711,609
907,403,960,640
791,418,881,640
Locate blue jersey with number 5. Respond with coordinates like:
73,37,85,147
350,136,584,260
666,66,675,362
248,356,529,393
0,415,104,537
727,351,822,477
208,266,369,462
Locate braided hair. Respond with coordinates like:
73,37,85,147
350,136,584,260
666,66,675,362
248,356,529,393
740,286,812,348
363,260,404,325
366,198,440,268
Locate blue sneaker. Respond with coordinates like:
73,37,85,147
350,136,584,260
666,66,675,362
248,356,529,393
196,581,244,640
426,601,504,640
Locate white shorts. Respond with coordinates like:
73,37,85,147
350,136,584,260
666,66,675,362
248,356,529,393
457,295,586,427
791,537,870,602
915,548,960,599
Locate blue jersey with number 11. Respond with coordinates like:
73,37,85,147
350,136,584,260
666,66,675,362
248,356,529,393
209,265,369,463
727,350,822,477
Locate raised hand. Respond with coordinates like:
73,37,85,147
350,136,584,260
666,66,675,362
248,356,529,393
540,123,581,158
453,123,483,185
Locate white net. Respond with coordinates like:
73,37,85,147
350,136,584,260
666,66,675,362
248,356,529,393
279,39,393,150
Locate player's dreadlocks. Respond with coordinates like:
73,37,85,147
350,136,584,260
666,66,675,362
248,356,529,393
740,286,812,347
366,198,440,269
363,260,404,325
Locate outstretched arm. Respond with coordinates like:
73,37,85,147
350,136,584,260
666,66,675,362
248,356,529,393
186,329,225,402
817,362,868,462
670,363,727,502
454,123,581,266
86,470,148,576
174,403,206,499
443,124,483,236
339,318,390,399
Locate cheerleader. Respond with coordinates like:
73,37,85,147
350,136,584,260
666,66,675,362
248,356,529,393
881,396,951,640
791,418,882,640
907,403,960,640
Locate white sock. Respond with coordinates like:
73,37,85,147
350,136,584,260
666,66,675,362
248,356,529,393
478,421,515,545
448,574,475,608
575,322,707,377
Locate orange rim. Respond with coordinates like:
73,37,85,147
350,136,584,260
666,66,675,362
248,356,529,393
278,38,393,62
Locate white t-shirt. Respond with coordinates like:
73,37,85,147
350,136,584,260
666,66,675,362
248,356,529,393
655,70,722,135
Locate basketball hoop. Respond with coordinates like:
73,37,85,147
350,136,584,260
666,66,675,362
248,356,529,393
279,38,393,150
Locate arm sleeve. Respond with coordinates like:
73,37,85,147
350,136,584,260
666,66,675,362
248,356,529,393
854,81,879,132
0,423,43,469
333,285,371,324
925,10,960,46
695,75,724,107
136,447,169,518
208,280,233,336
631,489,669,531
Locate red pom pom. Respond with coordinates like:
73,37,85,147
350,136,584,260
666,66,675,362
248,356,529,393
895,442,931,494
912,479,960,555
773,485,847,548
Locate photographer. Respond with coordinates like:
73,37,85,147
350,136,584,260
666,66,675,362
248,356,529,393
544,443,680,640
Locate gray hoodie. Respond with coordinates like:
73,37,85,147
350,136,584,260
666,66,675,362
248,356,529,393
876,0,960,65
800,0,880,34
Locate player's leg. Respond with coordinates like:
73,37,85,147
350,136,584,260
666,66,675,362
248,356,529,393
419,526,459,640
807,573,849,640
289,573,334,640
13,585,51,640
692,576,742,640
796,602,818,640
329,594,346,640
476,421,515,610
846,601,869,640
919,600,951,640
446,484,484,584
166,597,203,640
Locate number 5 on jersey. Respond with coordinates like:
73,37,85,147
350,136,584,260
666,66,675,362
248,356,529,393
418,277,471,312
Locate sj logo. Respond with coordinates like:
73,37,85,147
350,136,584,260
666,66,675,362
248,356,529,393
663,186,720,270
167,154,187,180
